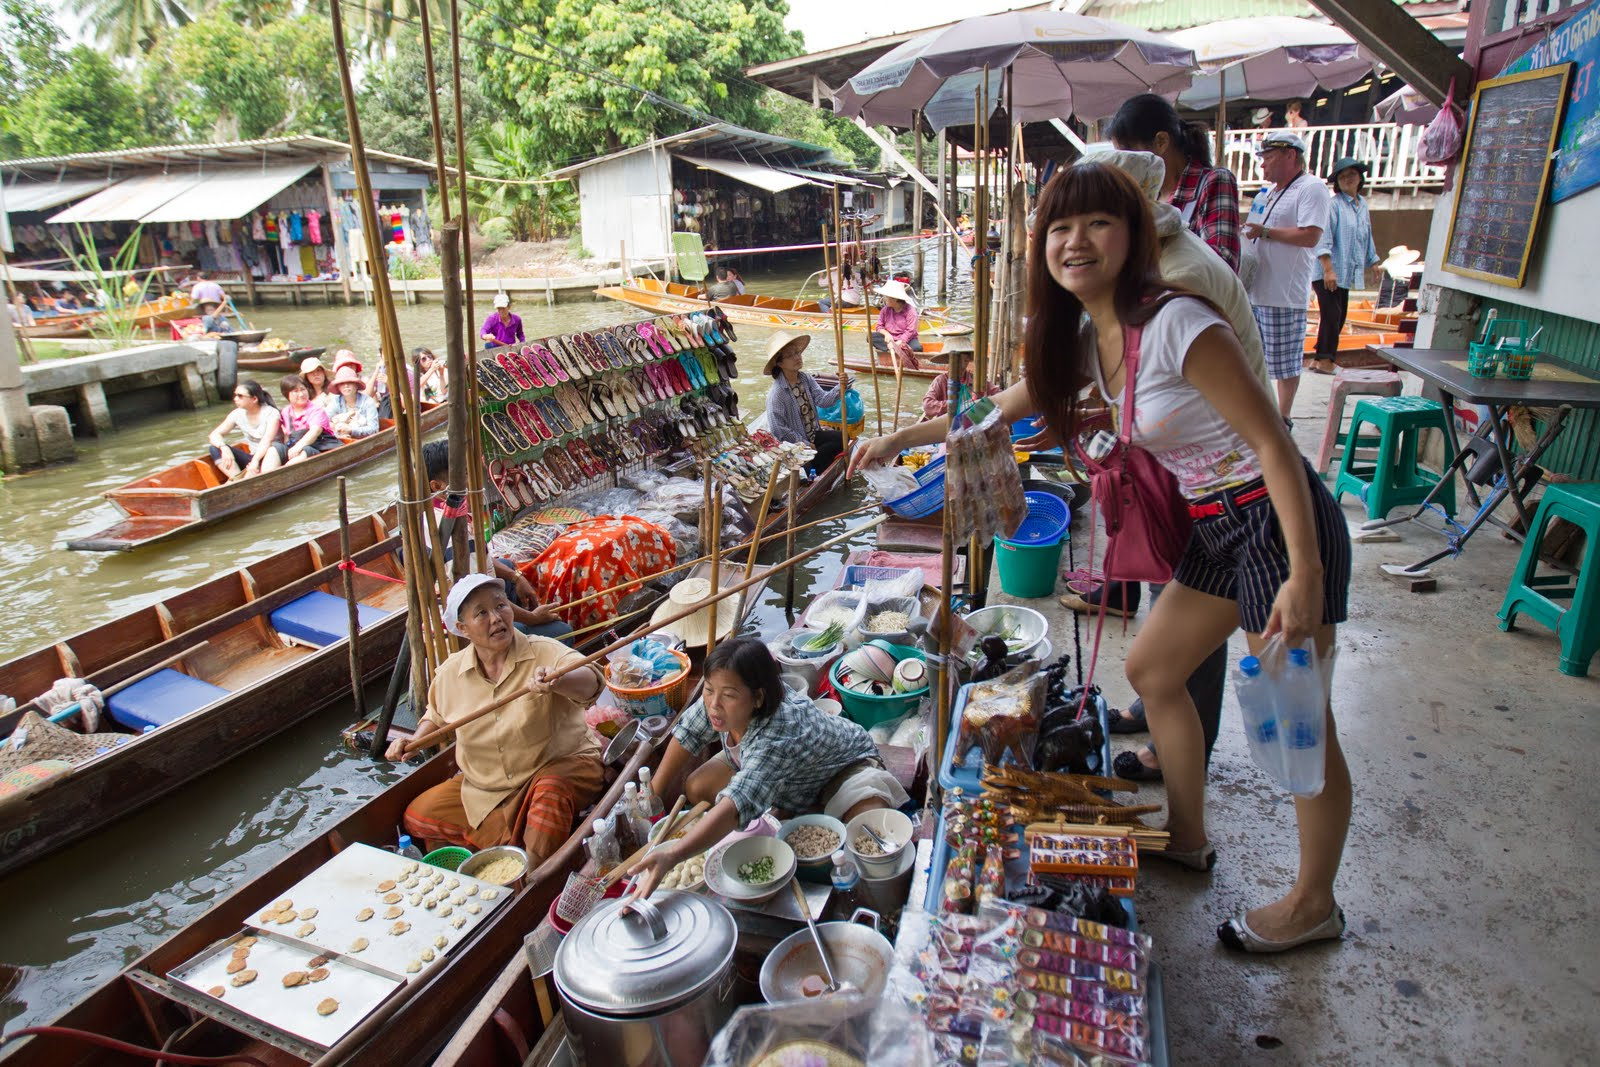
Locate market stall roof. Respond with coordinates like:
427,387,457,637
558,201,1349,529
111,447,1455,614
47,172,208,224
0,135,433,180
139,162,318,223
673,155,815,193
782,166,865,185
1,175,116,215
0,264,151,282
549,123,842,179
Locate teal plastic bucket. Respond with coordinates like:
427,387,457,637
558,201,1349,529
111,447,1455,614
994,535,1064,598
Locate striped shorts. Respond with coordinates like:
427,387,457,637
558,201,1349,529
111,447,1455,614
1253,304,1308,380
1173,461,1351,634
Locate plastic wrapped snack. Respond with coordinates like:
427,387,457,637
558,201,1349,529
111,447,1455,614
703,994,933,1067
954,660,1044,769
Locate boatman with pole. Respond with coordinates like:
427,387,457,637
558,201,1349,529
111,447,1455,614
388,573,604,863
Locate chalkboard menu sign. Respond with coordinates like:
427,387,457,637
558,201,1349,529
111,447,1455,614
1444,65,1572,288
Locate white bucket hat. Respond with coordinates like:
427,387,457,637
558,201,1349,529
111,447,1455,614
443,572,506,637
873,279,916,306
493,291,511,309
648,576,737,648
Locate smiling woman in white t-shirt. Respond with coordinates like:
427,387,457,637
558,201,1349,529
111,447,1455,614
207,378,281,480
851,162,1354,954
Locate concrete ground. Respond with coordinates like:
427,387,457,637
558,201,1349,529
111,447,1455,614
990,368,1600,1065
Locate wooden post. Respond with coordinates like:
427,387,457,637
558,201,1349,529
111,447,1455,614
828,188,849,441
338,477,368,724
705,482,722,658
936,129,948,303
913,112,925,292
321,162,353,305
784,469,799,618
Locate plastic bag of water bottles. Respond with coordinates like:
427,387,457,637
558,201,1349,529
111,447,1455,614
1233,637,1338,797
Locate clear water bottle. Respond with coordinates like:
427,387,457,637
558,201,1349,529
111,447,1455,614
621,783,653,844
587,818,621,874
394,834,424,860
1234,655,1279,776
830,850,864,914
638,767,664,818
1277,648,1327,797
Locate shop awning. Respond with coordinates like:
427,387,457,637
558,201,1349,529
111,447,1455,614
2,176,116,215
47,172,206,224
781,167,863,185
673,155,815,193
141,163,317,222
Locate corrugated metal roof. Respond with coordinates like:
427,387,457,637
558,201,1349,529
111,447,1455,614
549,123,838,178
1079,0,1442,32
140,163,317,223
1,176,115,214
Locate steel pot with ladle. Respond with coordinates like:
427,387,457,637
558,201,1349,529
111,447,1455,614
758,908,893,1003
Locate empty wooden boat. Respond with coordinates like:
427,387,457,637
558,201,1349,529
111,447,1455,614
594,275,969,337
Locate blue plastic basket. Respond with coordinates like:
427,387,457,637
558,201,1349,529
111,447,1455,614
884,456,946,518
840,565,915,588
1010,415,1043,441
1006,490,1070,546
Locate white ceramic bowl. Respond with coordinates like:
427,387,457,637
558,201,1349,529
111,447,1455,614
844,809,914,878
708,835,796,904
778,814,848,874
962,605,1049,659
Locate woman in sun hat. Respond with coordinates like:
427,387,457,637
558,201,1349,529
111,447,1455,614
764,330,852,474
389,571,605,863
1311,157,1380,374
870,278,923,370
626,637,909,899
298,354,330,403
325,364,380,439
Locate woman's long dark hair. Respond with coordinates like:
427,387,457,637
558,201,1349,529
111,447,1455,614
1107,93,1213,168
236,378,273,409
703,637,784,720
1023,163,1167,450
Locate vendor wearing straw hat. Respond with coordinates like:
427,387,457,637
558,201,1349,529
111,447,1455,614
627,638,909,898
920,334,999,421
1311,157,1380,375
870,278,923,370
390,573,605,862
648,577,739,649
764,331,852,474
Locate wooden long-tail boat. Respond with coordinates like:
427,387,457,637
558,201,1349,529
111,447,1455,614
595,275,970,338
0,510,408,876
66,403,448,552
237,345,328,374
17,295,196,340
1,455,850,1067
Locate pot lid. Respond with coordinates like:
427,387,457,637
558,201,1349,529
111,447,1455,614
554,891,737,1014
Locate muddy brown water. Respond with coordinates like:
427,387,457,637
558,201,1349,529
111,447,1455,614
0,248,960,1032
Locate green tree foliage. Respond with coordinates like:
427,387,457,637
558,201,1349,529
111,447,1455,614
0,0,66,100
358,25,486,160
757,91,877,168
468,0,801,165
467,121,577,242
70,0,191,55
7,47,147,156
147,7,345,141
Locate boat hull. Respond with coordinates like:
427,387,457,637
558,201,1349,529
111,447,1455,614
595,276,966,336
68,403,448,552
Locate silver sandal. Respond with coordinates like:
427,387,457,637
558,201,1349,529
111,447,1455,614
1218,903,1345,953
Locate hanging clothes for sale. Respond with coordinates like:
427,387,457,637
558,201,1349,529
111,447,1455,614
278,213,293,252
263,213,279,241
252,212,266,241
409,207,430,249
204,220,220,248
306,209,323,246
390,209,404,245
288,211,304,243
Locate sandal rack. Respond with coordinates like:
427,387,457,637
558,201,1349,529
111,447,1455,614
476,308,756,520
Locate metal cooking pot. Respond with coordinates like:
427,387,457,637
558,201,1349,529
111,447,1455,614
554,892,739,1067
758,908,893,1004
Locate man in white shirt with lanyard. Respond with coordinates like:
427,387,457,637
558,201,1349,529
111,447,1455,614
1242,132,1330,422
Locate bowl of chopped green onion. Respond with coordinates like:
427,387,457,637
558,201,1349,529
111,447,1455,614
789,621,845,659
707,835,796,903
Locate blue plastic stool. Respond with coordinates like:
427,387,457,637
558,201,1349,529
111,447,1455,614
1497,483,1600,677
1332,395,1456,520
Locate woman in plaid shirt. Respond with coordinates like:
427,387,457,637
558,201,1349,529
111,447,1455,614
1109,94,1242,272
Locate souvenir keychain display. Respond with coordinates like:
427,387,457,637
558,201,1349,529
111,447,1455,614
945,397,1028,545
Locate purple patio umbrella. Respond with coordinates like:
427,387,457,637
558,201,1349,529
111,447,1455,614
831,11,1197,130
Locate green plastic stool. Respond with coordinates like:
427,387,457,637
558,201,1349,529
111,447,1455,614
1332,396,1457,520
1497,483,1600,677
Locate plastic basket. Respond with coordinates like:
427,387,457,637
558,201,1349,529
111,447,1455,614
994,537,1065,598
1500,346,1540,381
1007,491,1070,546
423,846,472,871
604,649,692,719
840,565,915,588
885,456,946,519
1468,319,1537,379
830,644,928,728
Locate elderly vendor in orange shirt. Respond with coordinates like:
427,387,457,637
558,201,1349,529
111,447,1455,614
390,572,605,863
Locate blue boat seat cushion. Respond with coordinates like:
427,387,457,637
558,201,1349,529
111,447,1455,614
107,668,231,732
271,590,390,648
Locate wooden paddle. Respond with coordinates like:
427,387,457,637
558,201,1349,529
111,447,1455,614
401,514,889,754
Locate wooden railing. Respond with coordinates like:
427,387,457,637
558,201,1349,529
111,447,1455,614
1224,123,1447,193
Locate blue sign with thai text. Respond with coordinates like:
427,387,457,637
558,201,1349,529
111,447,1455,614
1503,0,1600,202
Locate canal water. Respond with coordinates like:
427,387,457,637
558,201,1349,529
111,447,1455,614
0,247,962,1031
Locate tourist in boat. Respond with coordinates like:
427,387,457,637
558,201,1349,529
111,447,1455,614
725,265,746,295
207,378,281,479
1311,158,1380,375
388,572,604,862
871,279,923,370
197,301,230,336
416,346,448,403
705,265,738,300
480,291,524,349
54,291,80,311
1108,94,1242,272
764,330,851,475
298,355,331,405
190,272,226,307
9,291,34,328
627,638,909,897
275,374,338,464
853,162,1353,953
920,336,999,421
325,365,380,439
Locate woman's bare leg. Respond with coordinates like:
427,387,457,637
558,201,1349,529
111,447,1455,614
258,448,283,473
1123,582,1241,852
684,759,734,808
1241,623,1350,938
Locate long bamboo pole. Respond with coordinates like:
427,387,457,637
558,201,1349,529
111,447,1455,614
403,515,890,753
828,188,849,441
734,461,782,623
913,112,926,292
337,477,368,724
705,481,722,658
859,219,883,436
936,129,948,303
449,0,487,572
969,72,993,607
784,469,800,617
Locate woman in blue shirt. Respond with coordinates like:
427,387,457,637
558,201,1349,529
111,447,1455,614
1311,158,1380,374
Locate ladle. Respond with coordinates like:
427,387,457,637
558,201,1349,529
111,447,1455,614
790,879,855,995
